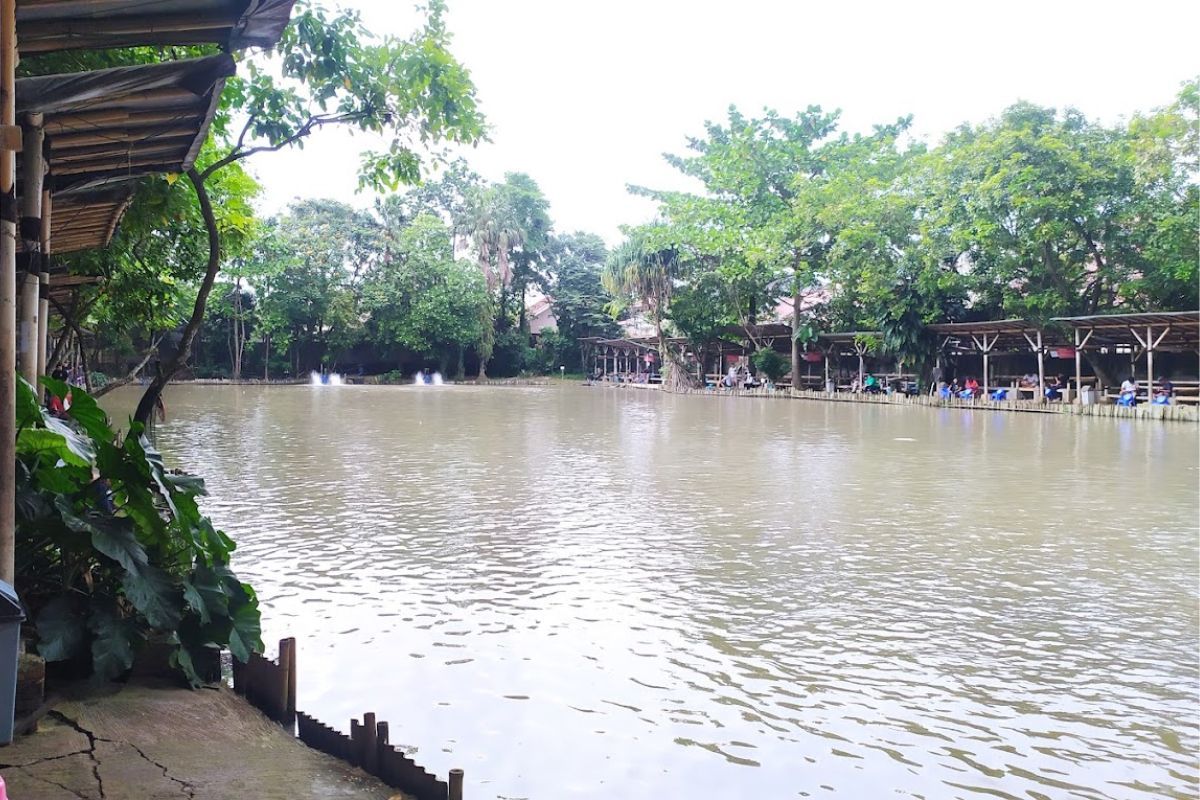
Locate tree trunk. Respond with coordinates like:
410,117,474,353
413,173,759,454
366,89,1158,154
455,345,465,379
263,333,270,381
133,168,221,425
790,285,801,389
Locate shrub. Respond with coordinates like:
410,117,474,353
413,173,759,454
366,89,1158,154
15,377,262,685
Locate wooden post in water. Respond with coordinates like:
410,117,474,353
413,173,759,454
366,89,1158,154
449,767,464,800
0,0,18,586
279,637,297,717
349,718,363,767
361,712,378,775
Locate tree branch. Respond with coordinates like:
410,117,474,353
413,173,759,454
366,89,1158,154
133,167,222,425
93,336,163,398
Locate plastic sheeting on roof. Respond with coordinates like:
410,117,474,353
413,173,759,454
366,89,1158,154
17,0,296,54
17,55,236,254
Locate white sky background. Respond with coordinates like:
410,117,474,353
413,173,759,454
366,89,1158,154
250,0,1200,244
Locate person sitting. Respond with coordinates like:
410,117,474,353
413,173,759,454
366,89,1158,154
863,373,881,394
948,377,961,397
1118,376,1139,406
1019,372,1039,388
723,366,737,389
1153,376,1173,405
964,376,981,398
1044,375,1066,402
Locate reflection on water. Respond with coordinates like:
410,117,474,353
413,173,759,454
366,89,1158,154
103,385,1200,799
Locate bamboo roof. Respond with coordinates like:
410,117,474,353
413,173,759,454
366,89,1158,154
17,54,235,254
16,0,297,54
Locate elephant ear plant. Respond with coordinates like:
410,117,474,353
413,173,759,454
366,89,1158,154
14,377,262,685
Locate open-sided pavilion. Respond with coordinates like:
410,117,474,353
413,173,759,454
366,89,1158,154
928,319,1067,397
1053,311,1200,402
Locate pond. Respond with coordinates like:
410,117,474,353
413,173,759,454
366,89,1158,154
104,384,1199,799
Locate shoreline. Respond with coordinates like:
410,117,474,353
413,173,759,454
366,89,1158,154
605,381,1199,423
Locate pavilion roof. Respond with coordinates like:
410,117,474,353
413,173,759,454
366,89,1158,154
16,0,297,54
928,318,1067,352
1052,310,1199,351
17,54,235,254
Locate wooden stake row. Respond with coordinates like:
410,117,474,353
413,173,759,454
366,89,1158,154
237,638,463,800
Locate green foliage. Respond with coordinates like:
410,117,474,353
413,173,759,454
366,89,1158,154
16,379,262,685
219,0,485,190
362,213,489,373
751,349,789,382
545,232,619,345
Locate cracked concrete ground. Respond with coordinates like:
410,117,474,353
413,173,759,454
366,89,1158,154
0,679,408,799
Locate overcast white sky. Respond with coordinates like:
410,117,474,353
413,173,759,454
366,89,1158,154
250,0,1199,243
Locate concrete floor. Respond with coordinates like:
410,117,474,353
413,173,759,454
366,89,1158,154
0,680,407,799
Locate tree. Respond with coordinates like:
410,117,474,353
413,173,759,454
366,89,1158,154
1124,80,1199,309
603,226,692,387
131,0,486,421
361,213,487,377
254,200,378,374
635,106,842,378
545,232,618,351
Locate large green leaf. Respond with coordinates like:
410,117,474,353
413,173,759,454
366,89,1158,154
56,497,148,575
41,376,112,443
182,565,228,625
35,596,87,662
15,376,42,428
89,600,139,680
17,428,90,468
122,565,183,630
226,596,263,664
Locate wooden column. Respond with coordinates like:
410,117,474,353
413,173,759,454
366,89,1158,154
17,112,42,385
1145,325,1153,396
823,347,830,392
1035,330,1045,402
0,0,17,586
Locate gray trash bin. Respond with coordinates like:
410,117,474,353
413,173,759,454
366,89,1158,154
0,580,25,745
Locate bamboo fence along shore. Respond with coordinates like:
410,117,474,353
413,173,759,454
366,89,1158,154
610,381,1199,423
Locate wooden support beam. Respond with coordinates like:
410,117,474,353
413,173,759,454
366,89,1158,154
0,0,16,587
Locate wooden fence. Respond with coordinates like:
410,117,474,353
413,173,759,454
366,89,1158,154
233,637,463,800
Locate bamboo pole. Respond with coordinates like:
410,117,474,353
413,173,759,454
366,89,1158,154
37,191,49,380
18,113,43,387
280,637,297,717
17,271,35,383
0,0,17,586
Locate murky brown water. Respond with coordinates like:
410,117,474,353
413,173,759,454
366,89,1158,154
104,384,1199,799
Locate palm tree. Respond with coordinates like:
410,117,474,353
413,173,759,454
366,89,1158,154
603,228,695,389
456,187,524,377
